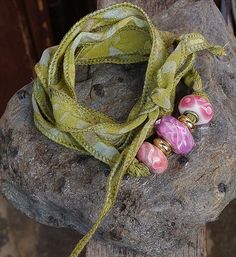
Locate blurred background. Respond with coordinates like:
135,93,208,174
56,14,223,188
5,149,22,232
0,0,97,116
0,0,236,257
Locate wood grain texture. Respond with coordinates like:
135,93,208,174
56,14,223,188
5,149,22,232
86,227,206,257
0,196,86,257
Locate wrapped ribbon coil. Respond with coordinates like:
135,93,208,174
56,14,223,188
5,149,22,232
32,3,225,256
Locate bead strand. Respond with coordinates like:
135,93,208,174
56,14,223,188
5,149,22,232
136,94,214,174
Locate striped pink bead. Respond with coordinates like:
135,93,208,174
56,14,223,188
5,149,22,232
178,94,213,125
136,142,168,174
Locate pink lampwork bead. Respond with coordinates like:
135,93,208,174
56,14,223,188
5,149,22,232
136,142,168,174
155,115,195,155
178,94,213,125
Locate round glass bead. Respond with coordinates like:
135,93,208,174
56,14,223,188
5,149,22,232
136,142,168,174
178,94,213,125
155,115,195,155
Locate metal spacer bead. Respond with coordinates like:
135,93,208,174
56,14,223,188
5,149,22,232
178,115,195,132
153,138,172,157
183,111,199,124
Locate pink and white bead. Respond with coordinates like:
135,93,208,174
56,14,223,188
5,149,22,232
178,94,213,125
136,142,168,174
155,115,195,155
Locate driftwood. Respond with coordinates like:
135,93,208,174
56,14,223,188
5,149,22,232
0,0,236,256
86,227,206,257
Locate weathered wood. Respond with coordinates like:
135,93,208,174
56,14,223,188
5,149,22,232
87,227,206,257
0,195,86,257
1,0,236,256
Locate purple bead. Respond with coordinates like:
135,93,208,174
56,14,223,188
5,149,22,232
155,115,195,155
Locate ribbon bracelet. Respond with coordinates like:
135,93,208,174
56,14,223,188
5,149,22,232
32,3,225,256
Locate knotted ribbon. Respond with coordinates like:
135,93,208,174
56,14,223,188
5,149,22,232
32,3,225,256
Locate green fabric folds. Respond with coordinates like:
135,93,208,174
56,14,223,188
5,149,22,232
32,3,225,256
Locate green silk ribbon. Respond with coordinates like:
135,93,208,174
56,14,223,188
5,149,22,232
32,3,225,256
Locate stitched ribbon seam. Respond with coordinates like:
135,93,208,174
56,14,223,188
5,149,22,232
32,3,225,256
